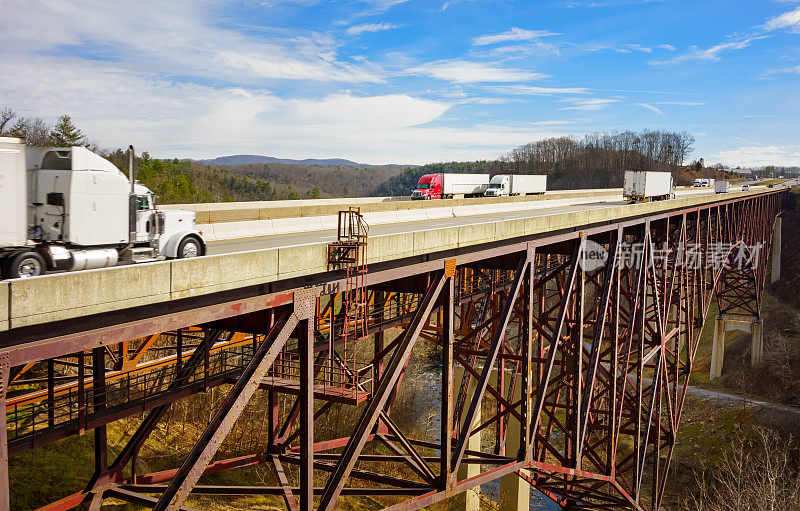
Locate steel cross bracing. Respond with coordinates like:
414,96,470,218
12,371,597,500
0,190,785,511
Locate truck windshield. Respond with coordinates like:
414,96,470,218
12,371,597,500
416,183,430,189
488,183,501,188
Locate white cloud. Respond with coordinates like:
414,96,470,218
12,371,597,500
584,43,675,54
475,41,561,58
484,85,590,95
650,38,758,65
713,145,800,167
652,6,800,67
560,98,618,111
0,54,563,164
472,27,559,46
346,22,398,36
650,101,705,106
635,102,663,115
625,44,653,53
763,64,800,76
763,6,800,31
404,60,550,83
0,0,383,83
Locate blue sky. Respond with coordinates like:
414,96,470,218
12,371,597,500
1,0,799,165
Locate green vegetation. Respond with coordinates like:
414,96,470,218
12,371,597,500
372,130,702,196
103,151,324,204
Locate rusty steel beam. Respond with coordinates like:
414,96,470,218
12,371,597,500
299,315,314,511
107,328,226,480
152,305,305,510
317,272,447,511
451,253,529,472
0,353,9,511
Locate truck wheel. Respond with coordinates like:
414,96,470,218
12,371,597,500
5,251,46,279
177,236,203,258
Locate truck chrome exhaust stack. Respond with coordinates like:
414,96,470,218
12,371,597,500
128,145,137,245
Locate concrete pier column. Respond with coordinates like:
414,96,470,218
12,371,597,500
710,316,726,380
498,369,530,510
751,319,764,366
452,366,481,511
711,315,765,378
771,216,782,283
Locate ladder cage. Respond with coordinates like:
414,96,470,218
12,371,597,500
325,208,370,396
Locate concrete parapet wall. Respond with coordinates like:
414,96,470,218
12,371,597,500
198,193,622,242
168,188,625,225
2,189,762,331
8,262,172,329
171,250,279,300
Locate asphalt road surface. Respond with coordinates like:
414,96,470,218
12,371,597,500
206,185,764,256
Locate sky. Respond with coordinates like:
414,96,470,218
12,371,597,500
1,0,799,166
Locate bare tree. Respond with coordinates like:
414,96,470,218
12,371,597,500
683,429,800,510
7,116,52,146
0,107,15,135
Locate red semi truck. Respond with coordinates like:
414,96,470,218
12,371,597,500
411,173,490,200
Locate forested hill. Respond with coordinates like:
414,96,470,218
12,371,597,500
199,155,377,167
107,130,705,202
102,149,405,204
1,107,714,203
370,130,699,196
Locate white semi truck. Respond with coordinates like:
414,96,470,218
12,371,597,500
693,178,716,187
484,174,547,197
411,173,490,199
624,171,674,203
0,138,205,279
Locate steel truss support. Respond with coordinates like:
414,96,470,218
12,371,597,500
6,190,788,511
0,353,9,511
317,272,448,511
152,294,311,511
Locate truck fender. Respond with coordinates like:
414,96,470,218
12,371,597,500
162,230,206,258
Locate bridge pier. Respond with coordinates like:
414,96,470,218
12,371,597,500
771,216,782,283
710,315,764,379
497,369,530,511
452,365,481,511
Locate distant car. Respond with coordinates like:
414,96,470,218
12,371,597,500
742,184,750,191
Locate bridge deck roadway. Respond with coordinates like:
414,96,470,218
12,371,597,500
0,185,777,336
204,187,729,255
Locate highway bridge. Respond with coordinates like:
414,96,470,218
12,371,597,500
0,184,788,511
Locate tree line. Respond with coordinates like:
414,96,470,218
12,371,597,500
4,105,713,200
370,130,697,195
499,130,695,189
0,107,92,148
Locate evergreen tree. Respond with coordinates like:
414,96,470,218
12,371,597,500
49,114,85,147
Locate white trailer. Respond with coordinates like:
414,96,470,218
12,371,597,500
715,181,730,194
624,171,674,203
484,174,547,197
441,173,490,198
0,138,205,279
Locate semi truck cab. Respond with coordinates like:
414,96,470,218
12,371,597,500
0,140,205,279
411,174,441,199
484,175,509,197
